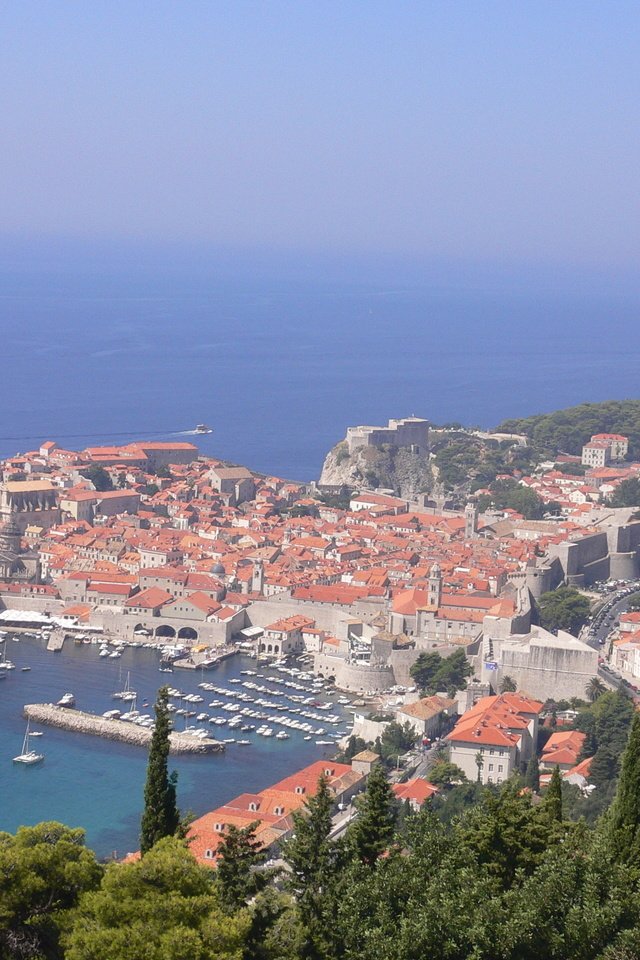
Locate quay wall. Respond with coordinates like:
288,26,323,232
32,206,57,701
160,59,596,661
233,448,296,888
24,704,224,754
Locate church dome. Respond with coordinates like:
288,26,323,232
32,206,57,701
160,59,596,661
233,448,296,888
212,562,225,576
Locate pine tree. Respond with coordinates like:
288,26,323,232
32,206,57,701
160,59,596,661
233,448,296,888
347,761,397,866
282,775,338,957
140,686,180,855
524,755,540,793
216,821,266,911
544,765,563,822
608,712,640,865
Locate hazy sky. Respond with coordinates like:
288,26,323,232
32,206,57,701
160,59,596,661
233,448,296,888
2,1,639,271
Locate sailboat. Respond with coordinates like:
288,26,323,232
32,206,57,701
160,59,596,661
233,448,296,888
113,670,137,701
13,720,45,764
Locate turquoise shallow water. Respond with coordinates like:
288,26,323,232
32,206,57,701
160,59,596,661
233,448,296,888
0,637,347,857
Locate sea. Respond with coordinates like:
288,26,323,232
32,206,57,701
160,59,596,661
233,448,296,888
0,636,350,857
0,241,639,853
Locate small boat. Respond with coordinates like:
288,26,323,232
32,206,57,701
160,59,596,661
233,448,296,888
57,693,76,708
99,648,110,658
237,739,251,745
275,731,290,740
29,730,44,737
13,721,44,764
159,667,173,673
21,666,31,672
315,740,333,745
194,423,213,434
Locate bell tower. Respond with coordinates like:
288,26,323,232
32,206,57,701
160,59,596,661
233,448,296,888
465,502,478,539
428,562,442,609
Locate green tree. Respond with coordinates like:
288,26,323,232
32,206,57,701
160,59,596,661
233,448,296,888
409,652,442,691
607,713,640,866
538,586,591,636
544,766,564,822
282,775,338,955
379,721,416,764
587,676,607,702
80,464,113,492
410,649,471,695
347,762,397,866
609,478,640,508
216,822,267,912
140,686,180,855
0,822,102,960
428,760,468,786
64,837,249,960
524,755,541,792
500,675,517,693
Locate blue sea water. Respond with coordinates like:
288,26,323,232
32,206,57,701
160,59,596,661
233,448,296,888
1,245,639,480
0,637,348,857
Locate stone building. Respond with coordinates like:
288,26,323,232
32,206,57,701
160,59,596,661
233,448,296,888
346,417,430,455
0,480,60,533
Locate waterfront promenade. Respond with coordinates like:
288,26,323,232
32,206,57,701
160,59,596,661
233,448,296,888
24,704,225,754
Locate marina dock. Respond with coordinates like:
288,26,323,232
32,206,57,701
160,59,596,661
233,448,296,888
46,634,65,652
23,704,225,754
173,648,238,670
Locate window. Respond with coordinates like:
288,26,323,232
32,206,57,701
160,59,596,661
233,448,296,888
488,763,494,771
489,748,494,755
295,786,305,795
215,823,223,832
249,802,258,812
324,768,334,776
488,776,493,783
274,806,284,816
498,765,504,773
204,849,214,859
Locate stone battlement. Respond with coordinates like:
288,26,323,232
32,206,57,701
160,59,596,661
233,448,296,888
346,417,430,455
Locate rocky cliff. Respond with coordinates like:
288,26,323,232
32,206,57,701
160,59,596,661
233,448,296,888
319,440,433,500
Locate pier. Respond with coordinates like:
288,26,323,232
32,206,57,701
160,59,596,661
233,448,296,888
172,647,238,670
46,633,65,652
23,704,225,754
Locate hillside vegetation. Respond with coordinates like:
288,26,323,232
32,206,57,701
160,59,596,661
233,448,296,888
497,399,640,458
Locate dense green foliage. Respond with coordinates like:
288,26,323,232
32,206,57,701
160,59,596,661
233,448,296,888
140,686,180,855
432,433,534,491
0,823,102,960
409,648,472,696
378,721,417,764
63,838,249,960
498,399,640,458
476,478,549,519
346,762,397,866
609,477,640,507
79,465,113,492
428,759,468,786
216,822,267,912
537,586,591,636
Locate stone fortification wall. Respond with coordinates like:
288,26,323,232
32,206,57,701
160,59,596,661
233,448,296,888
346,418,430,455
246,599,354,638
498,631,598,702
546,525,640,587
0,595,65,615
313,650,394,693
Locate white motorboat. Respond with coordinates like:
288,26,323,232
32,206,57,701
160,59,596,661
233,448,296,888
57,693,75,707
13,721,44,764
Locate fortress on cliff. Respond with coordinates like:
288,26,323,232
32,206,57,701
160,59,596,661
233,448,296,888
346,417,430,455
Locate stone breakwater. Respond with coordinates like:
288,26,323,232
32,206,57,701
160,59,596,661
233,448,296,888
24,704,225,754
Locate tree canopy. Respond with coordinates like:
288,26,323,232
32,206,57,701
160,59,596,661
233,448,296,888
409,649,471,696
537,586,591,636
497,399,640,459
140,686,180,855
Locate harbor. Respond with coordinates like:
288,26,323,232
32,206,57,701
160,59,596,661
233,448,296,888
0,634,352,857
23,704,225,754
